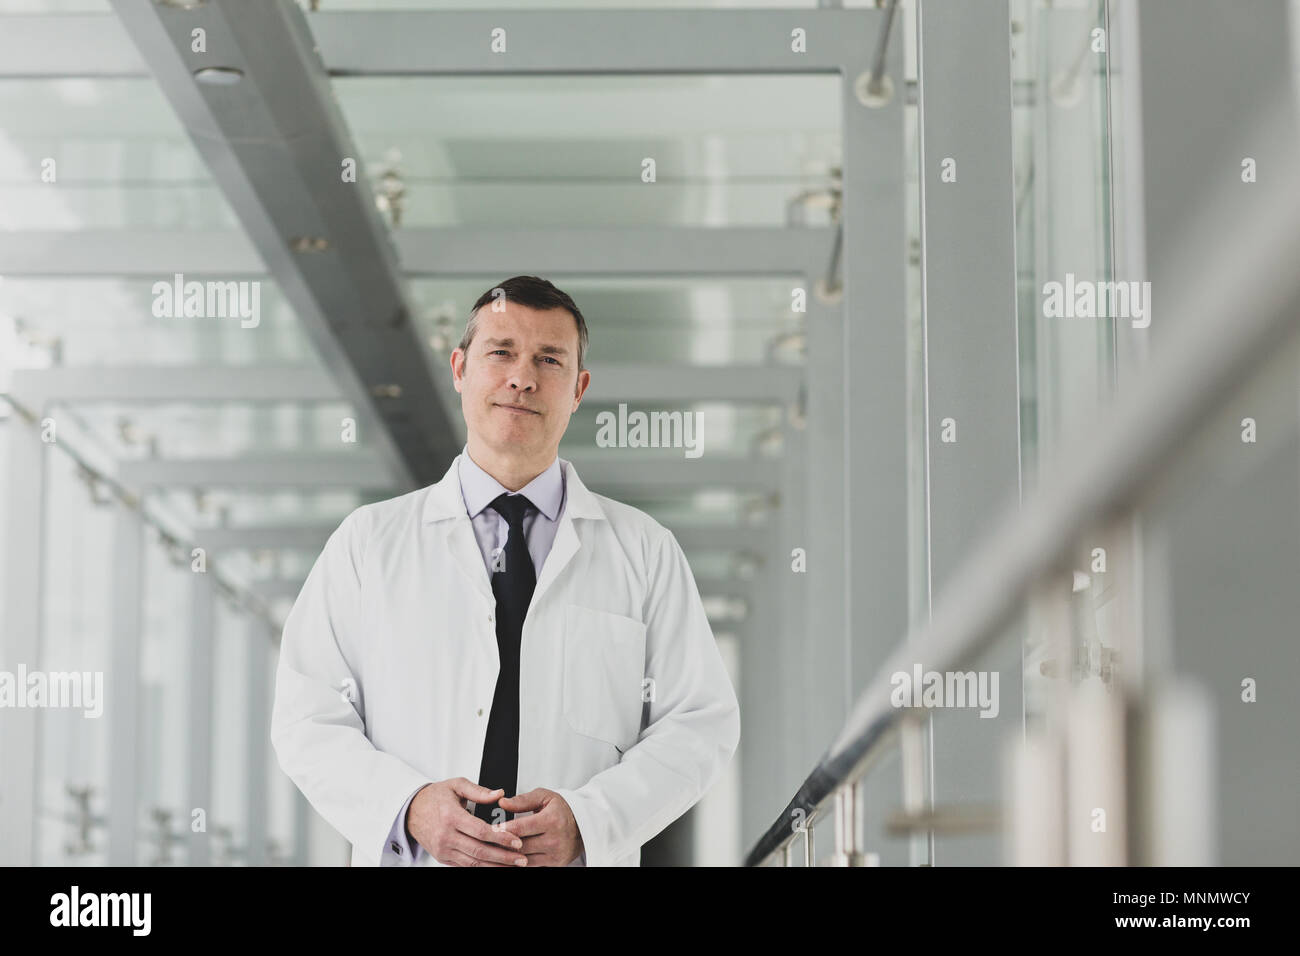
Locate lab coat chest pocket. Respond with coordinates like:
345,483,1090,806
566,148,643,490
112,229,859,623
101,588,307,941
562,604,647,751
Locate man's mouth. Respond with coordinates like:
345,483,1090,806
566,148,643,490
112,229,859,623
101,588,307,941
496,403,539,415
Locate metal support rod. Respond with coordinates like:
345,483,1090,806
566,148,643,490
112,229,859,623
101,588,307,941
901,715,934,865
831,783,868,866
186,572,215,866
867,0,900,94
107,505,144,865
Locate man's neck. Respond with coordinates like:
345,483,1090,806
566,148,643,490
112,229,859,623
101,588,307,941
465,439,556,492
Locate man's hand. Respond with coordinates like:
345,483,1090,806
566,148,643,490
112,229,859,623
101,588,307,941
405,777,529,867
498,788,585,866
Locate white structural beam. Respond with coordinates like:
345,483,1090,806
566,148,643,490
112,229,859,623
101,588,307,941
583,365,800,406
249,579,305,602
4,9,884,78
827,6,909,866
0,228,832,279
0,231,263,277
186,572,216,866
396,227,832,278
9,367,340,407
117,453,777,492
199,522,767,554
107,506,145,865
314,8,881,75
916,0,1022,868
7,363,798,407
117,456,398,490
562,455,780,493
244,620,271,867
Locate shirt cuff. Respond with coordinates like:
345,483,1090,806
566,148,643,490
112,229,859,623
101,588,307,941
381,784,429,865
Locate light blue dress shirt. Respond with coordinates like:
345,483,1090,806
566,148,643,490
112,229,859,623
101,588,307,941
385,445,567,863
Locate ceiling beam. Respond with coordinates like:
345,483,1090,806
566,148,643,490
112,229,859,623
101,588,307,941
115,451,777,492
3,9,880,78
117,455,396,490
0,227,830,278
396,227,829,278
8,366,338,407
107,0,461,487
7,363,797,408
195,522,769,554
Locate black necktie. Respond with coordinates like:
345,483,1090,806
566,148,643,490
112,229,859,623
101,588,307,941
474,492,537,824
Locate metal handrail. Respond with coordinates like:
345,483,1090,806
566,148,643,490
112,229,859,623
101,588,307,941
744,94,1300,867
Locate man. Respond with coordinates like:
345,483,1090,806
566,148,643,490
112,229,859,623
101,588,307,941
271,275,741,866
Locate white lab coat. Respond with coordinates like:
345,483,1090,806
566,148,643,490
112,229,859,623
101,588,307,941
270,451,741,866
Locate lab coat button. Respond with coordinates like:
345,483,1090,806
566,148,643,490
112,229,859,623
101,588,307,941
487,614,494,623
477,708,484,716
390,841,403,855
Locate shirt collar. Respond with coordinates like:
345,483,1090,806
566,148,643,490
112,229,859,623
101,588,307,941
458,443,564,522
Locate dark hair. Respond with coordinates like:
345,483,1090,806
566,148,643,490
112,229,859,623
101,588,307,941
460,276,589,372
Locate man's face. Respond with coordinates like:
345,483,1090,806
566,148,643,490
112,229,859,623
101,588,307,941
451,300,590,462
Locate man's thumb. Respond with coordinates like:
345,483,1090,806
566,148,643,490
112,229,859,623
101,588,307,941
455,778,504,801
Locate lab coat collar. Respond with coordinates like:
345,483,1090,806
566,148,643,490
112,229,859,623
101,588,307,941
421,448,606,524
422,448,606,609
459,449,564,523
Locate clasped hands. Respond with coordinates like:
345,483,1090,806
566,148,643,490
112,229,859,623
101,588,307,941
405,777,583,867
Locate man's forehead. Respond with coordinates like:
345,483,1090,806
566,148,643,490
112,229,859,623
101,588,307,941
476,306,577,343
482,335,569,355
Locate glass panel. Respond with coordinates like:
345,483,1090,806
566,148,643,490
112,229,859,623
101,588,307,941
334,75,840,228
209,598,249,865
411,278,806,367
1011,0,1116,489
62,402,378,457
34,447,114,865
0,78,238,230
0,0,109,13
0,278,320,367
138,530,190,865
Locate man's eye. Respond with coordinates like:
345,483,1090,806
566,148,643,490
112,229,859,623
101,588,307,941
542,357,560,365
490,350,508,356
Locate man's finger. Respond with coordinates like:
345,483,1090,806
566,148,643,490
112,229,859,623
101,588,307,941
448,848,511,868
452,779,505,804
452,833,528,867
454,810,524,850
502,809,550,838
499,788,545,812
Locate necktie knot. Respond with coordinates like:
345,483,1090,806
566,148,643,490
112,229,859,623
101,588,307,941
489,492,534,530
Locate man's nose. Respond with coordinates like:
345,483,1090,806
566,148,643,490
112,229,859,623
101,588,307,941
506,358,536,391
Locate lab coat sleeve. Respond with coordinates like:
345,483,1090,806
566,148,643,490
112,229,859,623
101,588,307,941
270,509,435,866
552,528,741,866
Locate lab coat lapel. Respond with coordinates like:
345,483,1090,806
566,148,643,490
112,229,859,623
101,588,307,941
421,452,493,602
531,457,605,608
446,516,493,602
532,514,579,609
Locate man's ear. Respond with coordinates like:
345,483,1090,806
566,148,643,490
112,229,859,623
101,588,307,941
573,368,591,409
450,348,465,391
